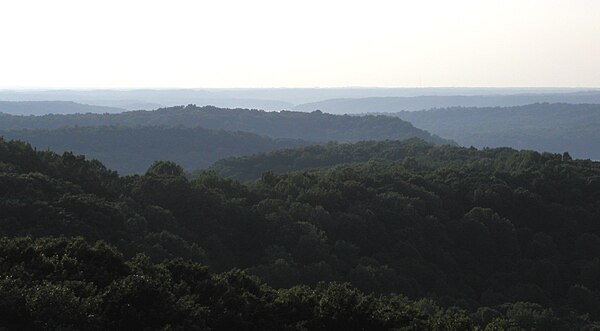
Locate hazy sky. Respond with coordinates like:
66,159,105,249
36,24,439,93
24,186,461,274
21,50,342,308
1,0,599,88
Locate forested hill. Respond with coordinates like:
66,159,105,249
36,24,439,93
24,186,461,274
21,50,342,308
393,103,600,160
211,139,438,181
0,126,310,174
3,136,600,328
211,138,580,181
0,104,452,145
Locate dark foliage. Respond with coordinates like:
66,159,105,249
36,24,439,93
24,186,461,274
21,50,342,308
2,136,600,329
211,138,446,181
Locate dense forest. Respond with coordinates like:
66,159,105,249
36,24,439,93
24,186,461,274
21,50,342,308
0,104,452,144
394,103,600,160
2,136,600,329
1,126,310,174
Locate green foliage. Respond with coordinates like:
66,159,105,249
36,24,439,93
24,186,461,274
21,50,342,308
0,236,484,330
146,160,186,177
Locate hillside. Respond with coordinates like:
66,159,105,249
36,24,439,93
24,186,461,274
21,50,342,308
0,100,126,115
0,126,310,174
393,103,600,160
2,137,600,328
0,105,453,145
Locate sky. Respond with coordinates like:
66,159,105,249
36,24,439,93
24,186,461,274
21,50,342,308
0,0,599,89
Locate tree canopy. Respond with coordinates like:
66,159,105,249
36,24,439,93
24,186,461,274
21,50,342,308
2,136,600,329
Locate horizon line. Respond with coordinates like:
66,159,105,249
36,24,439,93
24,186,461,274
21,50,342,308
1,86,599,91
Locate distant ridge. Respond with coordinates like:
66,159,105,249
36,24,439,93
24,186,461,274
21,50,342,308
293,91,600,113
392,103,600,160
0,100,126,115
2,88,598,110
0,104,453,145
